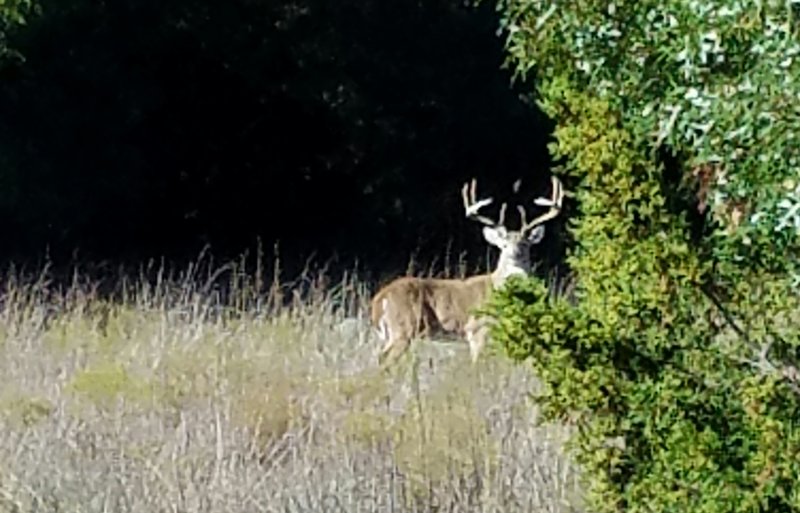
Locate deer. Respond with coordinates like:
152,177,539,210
370,175,564,368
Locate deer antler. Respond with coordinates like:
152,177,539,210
517,176,564,235
462,178,507,227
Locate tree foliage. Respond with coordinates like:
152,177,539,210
502,0,800,276
0,0,33,58
488,1,800,511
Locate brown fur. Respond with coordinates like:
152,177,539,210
370,275,493,366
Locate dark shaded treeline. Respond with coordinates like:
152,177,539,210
0,0,557,281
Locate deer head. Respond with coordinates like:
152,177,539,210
461,176,563,285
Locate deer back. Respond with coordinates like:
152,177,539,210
370,274,493,337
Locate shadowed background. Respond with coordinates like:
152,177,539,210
0,0,558,279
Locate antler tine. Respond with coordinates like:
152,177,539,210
519,176,564,234
498,202,508,226
462,178,503,227
516,204,527,228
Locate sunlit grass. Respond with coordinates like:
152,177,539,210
0,255,580,513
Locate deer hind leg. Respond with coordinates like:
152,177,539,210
465,315,491,364
374,298,391,342
374,297,414,368
377,335,411,369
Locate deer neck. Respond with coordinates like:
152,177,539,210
490,248,530,287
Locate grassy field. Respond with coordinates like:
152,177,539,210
0,257,580,513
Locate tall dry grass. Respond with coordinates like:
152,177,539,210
0,255,581,513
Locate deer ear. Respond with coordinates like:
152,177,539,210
482,226,507,247
527,225,545,244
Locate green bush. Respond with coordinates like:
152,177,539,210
488,87,800,512
485,3,800,505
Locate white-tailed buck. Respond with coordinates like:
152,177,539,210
370,176,564,367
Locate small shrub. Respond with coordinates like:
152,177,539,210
341,410,393,449
0,392,53,428
67,361,153,410
230,371,310,458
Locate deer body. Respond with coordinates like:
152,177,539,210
371,176,563,367
371,274,491,350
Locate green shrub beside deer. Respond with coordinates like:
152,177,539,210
486,1,800,511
